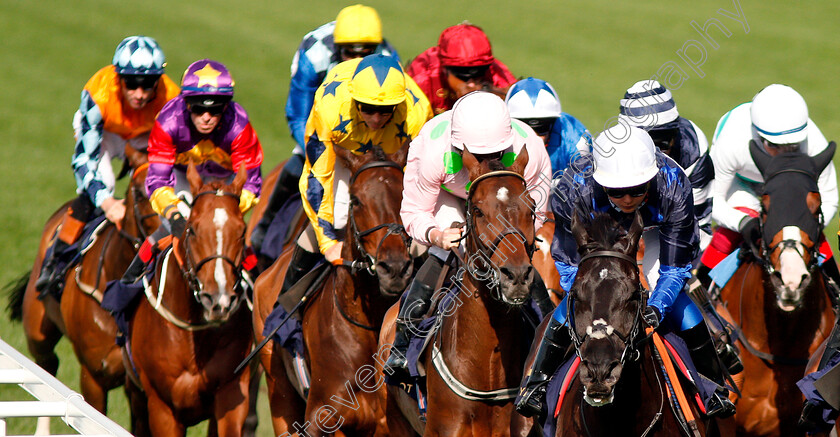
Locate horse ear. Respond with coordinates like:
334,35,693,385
616,210,644,255
508,147,530,176
388,138,411,168
124,145,148,169
749,140,772,176
813,141,836,175
462,148,482,181
187,162,203,194
571,211,591,250
231,163,247,196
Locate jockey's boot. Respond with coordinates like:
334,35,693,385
530,270,556,316
278,244,322,297
35,239,70,293
383,255,444,374
686,278,743,375
250,154,304,255
821,256,840,307
680,323,737,418
515,316,570,419
120,238,156,285
383,281,436,374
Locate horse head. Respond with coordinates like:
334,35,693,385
461,147,536,305
569,211,644,406
179,163,248,322
122,146,159,242
334,144,413,297
750,140,836,310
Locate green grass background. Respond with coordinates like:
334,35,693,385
1,0,838,434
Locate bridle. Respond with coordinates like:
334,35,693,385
568,250,648,365
178,189,246,301
122,162,158,246
343,160,412,275
456,170,537,300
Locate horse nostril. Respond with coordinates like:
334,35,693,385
376,261,392,274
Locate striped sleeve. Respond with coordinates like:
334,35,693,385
71,89,110,207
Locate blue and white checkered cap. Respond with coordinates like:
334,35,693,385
112,36,165,76
618,79,679,129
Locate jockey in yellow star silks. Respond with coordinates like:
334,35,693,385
281,54,432,297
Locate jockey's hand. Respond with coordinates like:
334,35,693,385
739,216,761,252
430,227,462,251
325,241,344,264
101,197,126,226
643,306,661,329
169,212,187,238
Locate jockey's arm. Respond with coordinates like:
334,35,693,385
709,134,751,231
299,110,341,256
521,133,554,230
71,90,114,209
285,49,323,152
549,176,586,293
146,123,188,219
400,135,447,247
228,121,264,213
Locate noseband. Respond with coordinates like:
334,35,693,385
179,189,245,301
568,250,647,364
345,160,412,275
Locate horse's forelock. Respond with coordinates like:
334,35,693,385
583,214,627,252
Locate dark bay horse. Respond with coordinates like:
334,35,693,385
716,142,836,436
8,147,154,424
554,212,720,436
251,145,413,436
380,148,538,436
125,164,253,437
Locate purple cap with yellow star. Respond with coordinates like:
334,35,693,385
181,59,235,98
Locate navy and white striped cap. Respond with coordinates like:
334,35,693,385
618,79,679,129
112,36,165,76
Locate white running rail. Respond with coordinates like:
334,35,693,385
0,339,132,437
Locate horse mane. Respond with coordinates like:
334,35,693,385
578,212,626,254
486,159,506,171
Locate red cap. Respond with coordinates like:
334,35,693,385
438,23,494,67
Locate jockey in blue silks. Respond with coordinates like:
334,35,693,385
504,77,590,179
515,125,739,420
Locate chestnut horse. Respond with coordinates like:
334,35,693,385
124,164,253,437
251,145,413,436
533,212,563,305
7,147,154,425
380,148,538,436
554,212,721,436
716,142,836,436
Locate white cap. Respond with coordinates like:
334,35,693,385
751,84,809,145
450,91,516,154
592,125,659,188
505,77,562,119
617,79,679,129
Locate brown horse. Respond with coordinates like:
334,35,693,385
7,147,153,422
251,145,413,436
380,148,538,436
716,142,836,436
554,212,721,436
124,164,253,437
533,212,563,305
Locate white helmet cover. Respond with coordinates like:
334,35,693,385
750,84,809,145
505,77,562,119
450,91,515,154
593,125,659,188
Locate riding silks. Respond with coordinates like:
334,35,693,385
797,352,840,432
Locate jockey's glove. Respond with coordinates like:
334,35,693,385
169,212,188,238
643,306,661,329
239,189,258,214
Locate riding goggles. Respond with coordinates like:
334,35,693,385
188,102,226,116
357,102,396,115
447,65,490,82
604,182,650,198
121,74,161,90
339,43,378,59
520,118,556,137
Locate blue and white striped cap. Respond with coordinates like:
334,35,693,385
112,36,166,76
618,79,679,129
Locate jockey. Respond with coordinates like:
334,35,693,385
251,4,400,254
515,125,738,419
278,54,432,296
406,22,517,115
697,84,840,289
118,59,264,284
383,91,553,374
35,36,180,294
618,79,715,254
504,77,590,178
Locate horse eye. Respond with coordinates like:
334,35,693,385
472,206,484,218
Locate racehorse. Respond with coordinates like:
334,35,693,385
554,211,719,436
380,148,538,436
251,145,414,436
124,164,254,437
533,212,563,305
7,147,154,426
715,142,836,436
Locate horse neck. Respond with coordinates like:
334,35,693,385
333,238,391,327
737,260,830,352
154,247,204,324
